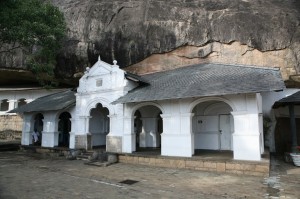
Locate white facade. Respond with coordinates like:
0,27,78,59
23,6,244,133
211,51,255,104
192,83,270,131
121,94,264,161
72,58,137,151
70,58,264,161
18,58,287,161
0,88,66,115
21,107,76,148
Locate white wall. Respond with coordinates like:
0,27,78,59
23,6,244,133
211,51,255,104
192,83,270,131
0,88,67,115
74,58,137,150
123,93,263,161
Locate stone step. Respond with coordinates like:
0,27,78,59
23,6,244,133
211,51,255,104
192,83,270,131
75,150,96,161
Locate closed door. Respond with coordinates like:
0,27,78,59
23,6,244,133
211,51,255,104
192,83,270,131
219,114,232,150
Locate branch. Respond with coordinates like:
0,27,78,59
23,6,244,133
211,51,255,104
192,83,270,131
0,45,24,54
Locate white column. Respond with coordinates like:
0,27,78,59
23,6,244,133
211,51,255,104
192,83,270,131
21,115,33,145
73,116,91,149
231,111,261,161
69,118,77,149
161,113,194,157
106,103,125,153
41,113,57,147
85,116,92,150
122,116,135,153
8,100,17,111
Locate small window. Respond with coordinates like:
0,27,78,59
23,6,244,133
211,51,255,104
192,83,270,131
96,79,103,87
0,99,9,111
18,99,27,107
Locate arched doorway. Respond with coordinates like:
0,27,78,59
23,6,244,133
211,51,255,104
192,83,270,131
89,104,109,149
133,105,163,154
157,112,163,147
192,101,234,153
134,110,142,148
33,113,44,146
58,112,71,147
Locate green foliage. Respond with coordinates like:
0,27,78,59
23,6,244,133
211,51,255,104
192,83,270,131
0,0,66,87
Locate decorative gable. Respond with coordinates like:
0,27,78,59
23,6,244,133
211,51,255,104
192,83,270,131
77,57,127,93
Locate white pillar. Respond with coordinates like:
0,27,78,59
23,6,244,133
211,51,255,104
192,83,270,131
8,100,17,111
106,103,125,153
69,118,77,149
231,111,261,161
83,116,92,150
21,115,33,145
73,116,91,149
122,116,135,153
161,113,194,157
41,113,57,147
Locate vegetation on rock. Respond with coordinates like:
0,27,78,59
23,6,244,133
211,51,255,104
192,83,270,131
0,0,66,87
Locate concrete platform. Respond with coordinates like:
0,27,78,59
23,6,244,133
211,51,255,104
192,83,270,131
118,148,270,177
19,145,270,177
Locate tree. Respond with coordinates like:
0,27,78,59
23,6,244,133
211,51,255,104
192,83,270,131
0,0,66,87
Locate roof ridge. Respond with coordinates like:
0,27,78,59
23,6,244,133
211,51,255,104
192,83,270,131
32,89,72,101
140,63,280,77
210,63,280,71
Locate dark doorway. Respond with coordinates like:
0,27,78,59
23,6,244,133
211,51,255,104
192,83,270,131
89,104,109,149
134,110,142,148
58,112,71,147
33,113,44,146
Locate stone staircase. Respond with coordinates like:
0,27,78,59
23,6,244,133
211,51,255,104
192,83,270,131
76,151,94,161
74,150,118,167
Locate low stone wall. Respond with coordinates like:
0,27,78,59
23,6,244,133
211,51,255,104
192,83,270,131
0,115,23,131
0,130,21,140
118,154,270,177
0,115,23,141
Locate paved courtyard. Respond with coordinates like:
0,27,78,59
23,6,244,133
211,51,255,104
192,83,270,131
0,151,299,199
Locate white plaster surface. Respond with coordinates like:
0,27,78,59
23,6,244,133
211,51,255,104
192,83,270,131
14,59,281,161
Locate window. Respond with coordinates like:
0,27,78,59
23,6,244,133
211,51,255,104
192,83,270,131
18,98,27,107
0,99,9,111
96,79,103,87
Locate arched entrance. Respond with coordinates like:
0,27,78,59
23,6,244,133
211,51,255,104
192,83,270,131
89,104,109,149
134,110,142,148
192,101,234,152
58,112,71,147
33,113,44,145
133,105,163,154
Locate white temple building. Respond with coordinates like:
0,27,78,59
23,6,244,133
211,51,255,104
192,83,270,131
12,57,288,161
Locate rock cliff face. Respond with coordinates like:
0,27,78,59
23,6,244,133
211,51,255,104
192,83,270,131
1,0,300,86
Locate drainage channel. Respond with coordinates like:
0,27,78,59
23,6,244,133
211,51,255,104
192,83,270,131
119,179,139,185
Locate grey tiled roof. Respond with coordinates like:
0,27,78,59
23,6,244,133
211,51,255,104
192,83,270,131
114,63,285,104
10,90,75,113
125,72,149,85
273,91,300,108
